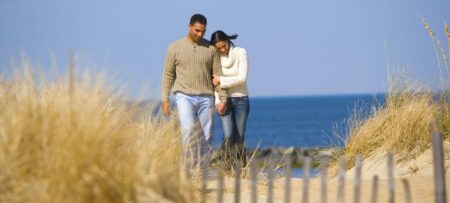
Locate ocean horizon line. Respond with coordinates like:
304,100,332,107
121,92,388,104
250,92,387,99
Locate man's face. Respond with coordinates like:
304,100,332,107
188,22,206,43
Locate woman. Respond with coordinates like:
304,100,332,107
210,30,250,162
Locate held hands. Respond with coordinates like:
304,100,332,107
212,75,220,86
162,100,172,116
213,75,225,115
216,102,227,116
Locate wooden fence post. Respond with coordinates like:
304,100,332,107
284,155,292,203
387,152,394,203
201,160,208,203
432,131,447,203
354,155,362,203
217,161,224,203
370,175,379,203
401,178,412,203
303,157,311,203
337,156,346,203
320,157,328,203
251,158,258,203
267,158,274,203
234,160,242,203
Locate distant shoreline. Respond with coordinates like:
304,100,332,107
211,146,339,169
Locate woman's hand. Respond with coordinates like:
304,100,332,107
212,75,220,86
216,102,227,115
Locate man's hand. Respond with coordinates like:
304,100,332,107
162,100,172,116
212,75,220,86
215,102,227,116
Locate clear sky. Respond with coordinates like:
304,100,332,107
0,0,449,99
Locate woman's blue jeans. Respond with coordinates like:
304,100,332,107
219,96,250,154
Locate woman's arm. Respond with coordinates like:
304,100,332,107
220,48,249,88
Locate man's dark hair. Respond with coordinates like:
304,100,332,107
190,14,207,25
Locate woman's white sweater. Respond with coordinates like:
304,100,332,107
215,46,249,104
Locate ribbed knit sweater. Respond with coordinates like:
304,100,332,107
162,37,227,102
214,46,249,104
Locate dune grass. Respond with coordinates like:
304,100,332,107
338,77,438,168
333,20,449,169
423,19,450,141
0,60,197,203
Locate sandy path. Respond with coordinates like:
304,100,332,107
205,175,450,203
205,143,450,202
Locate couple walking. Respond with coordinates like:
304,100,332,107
161,14,250,168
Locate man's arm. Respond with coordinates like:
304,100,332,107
161,45,176,115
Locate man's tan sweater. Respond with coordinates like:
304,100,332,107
161,37,227,102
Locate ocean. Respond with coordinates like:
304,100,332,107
212,94,385,149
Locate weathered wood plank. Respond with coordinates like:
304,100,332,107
401,178,411,203
432,131,447,203
217,161,224,203
251,158,258,203
284,156,292,203
337,156,346,203
354,155,362,203
267,159,274,203
320,157,328,203
370,175,379,203
387,152,394,203
303,157,311,203
234,160,242,203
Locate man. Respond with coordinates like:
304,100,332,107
161,14,227,168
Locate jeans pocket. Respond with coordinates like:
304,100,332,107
175,92,185,101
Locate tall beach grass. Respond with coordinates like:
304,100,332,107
333,19,450,169
0,59,197,202
339,76,438,167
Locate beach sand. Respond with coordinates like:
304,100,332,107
206,176,450,203
206,142,450,203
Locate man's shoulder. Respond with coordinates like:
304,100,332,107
199,38,211,45
198,38,214,49
168,38,187,49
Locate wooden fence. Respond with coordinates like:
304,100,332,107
200,132,447,203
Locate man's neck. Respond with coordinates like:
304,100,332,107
186,35,199,44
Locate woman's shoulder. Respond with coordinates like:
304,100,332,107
232,47,247,55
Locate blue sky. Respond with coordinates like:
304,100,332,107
0,0,449,99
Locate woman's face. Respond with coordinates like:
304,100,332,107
214,40,229,56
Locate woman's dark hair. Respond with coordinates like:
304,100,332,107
210,30,238,47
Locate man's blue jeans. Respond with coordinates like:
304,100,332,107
175,92,214,169
219,96,250,150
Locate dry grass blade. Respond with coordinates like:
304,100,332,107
445,23,450,50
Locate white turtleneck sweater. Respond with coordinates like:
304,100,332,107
215,46,249,104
